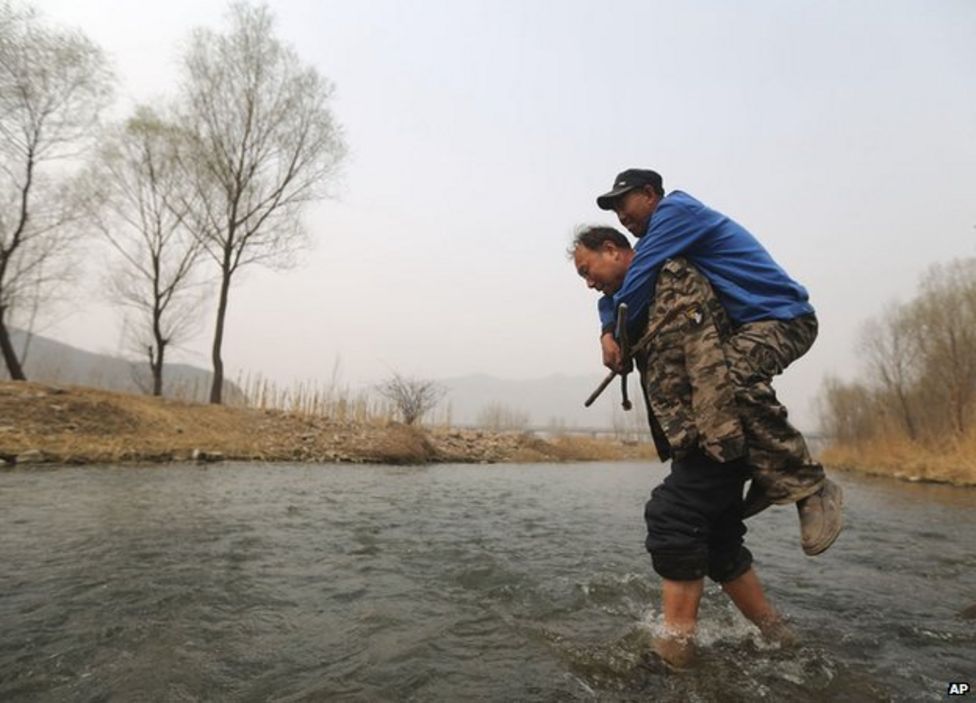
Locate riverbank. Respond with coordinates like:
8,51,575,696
821,436,976,487
0,381,655,466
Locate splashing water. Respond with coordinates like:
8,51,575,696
1,462,972,701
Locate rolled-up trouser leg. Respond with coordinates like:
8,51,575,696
645,451,754,582
725,315,826,503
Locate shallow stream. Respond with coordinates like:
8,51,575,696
1,461,973,701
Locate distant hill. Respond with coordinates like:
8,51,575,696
0,330,816,436
438,372,648,432
3,328,244,404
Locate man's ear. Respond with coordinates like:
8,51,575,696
601,241,618,257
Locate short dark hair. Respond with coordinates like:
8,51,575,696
567,225,631,259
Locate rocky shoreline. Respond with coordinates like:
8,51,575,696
8,381,972,487
0,381,655,467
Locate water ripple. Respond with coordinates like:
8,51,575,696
1,462,973,702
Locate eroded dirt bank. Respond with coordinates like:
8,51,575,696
0,382,655,466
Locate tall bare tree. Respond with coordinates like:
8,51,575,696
96,107,204,396
0,3,113,380
910,260,976,435
176,2,345,403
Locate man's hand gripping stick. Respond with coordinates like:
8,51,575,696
584,303,632,410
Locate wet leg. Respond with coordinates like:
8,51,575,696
653,578,704,669
721,567,796,645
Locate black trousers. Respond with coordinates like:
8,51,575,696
644,450,754,582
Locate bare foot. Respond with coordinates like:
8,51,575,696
757,617,798,647
652,634,696,670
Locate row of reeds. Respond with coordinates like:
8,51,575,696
821,431,976,486
224,371,398,424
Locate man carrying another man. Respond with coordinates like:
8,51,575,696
570,168,843,667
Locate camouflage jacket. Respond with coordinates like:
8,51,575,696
633,258,748,463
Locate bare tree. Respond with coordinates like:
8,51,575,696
175,1,345,403
910,260,976,435
859,304,920,440
816,375,878,443
95,107,204,396
377,373,446,426
0,3,113,380
820,257,976,445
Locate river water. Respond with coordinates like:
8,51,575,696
1,461,973,702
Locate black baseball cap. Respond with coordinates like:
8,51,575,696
596,169,664,210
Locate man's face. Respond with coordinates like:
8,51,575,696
573,243,630,296
613,187,659,237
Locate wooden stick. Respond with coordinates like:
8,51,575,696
584,369,617,407
617,304,632,410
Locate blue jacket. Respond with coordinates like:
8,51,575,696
598,190,814,334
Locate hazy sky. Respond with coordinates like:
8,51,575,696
30,0,976,427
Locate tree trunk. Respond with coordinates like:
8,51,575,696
209,267,232,404
149,345,164,396
151,304,166,397
895,388,917,441
0,306,26,381
952,387,965,436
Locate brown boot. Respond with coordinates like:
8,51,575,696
798,479,844,556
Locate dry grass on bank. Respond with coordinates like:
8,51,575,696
0,381,427,464
0,381,655,466
821,434,976,487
